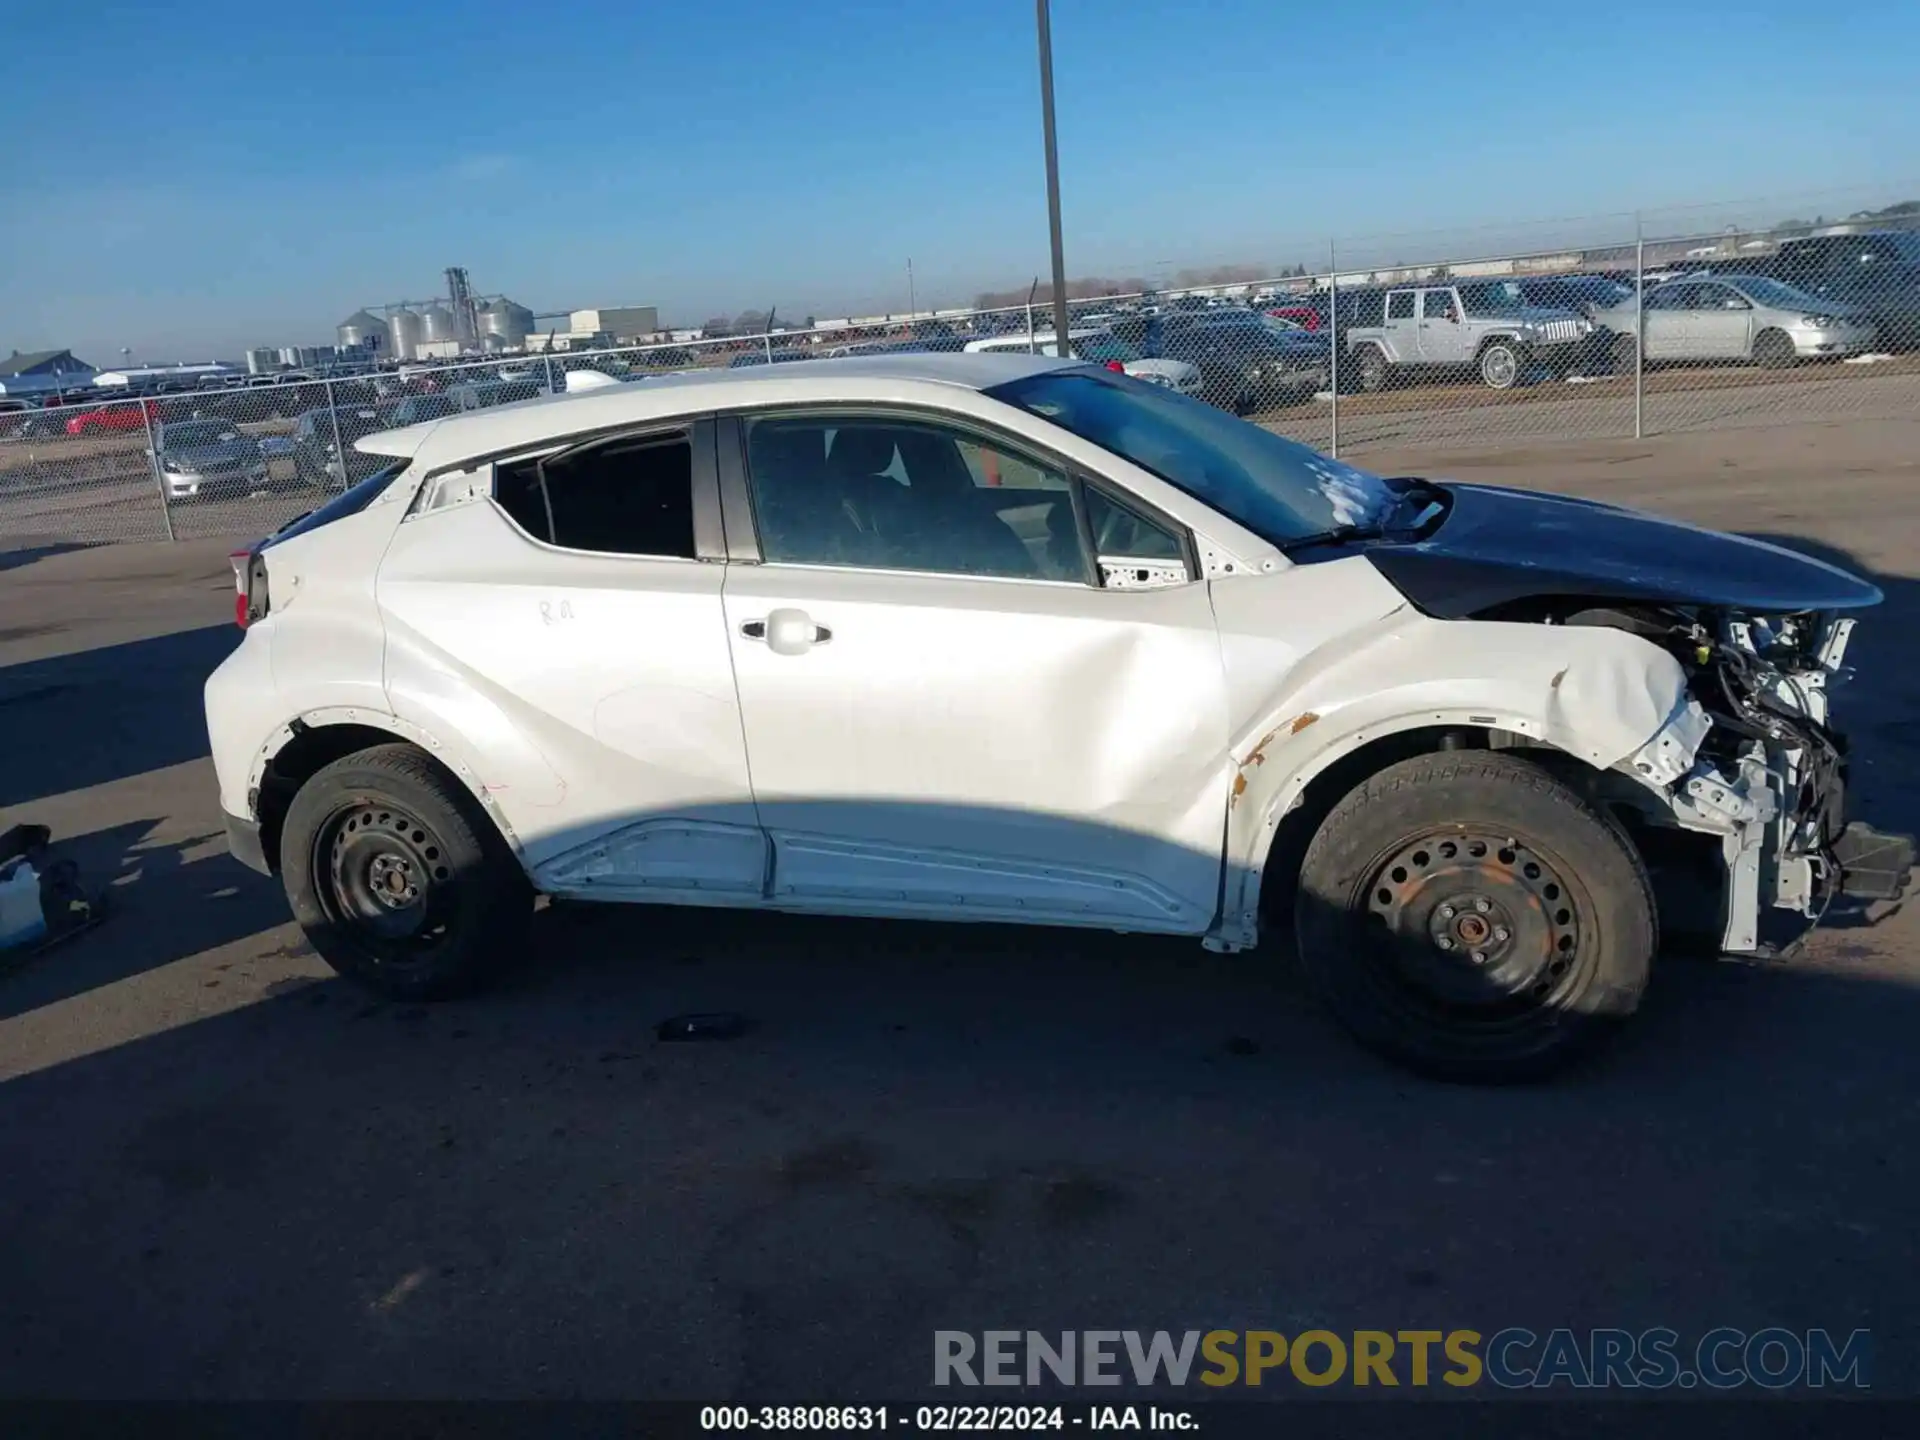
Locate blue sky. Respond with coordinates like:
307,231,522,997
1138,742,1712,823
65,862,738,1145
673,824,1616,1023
2,0,1916,360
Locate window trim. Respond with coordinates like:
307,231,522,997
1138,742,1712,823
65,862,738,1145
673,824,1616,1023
716,404,1199,590
481,417,724,563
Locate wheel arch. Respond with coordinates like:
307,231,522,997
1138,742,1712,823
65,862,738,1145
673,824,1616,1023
249,709,521,874
1210,625,1701,948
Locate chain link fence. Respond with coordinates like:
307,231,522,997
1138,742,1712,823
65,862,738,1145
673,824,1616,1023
6,199,1915,548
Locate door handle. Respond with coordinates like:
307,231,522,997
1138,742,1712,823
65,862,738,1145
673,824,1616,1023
741,608,831,655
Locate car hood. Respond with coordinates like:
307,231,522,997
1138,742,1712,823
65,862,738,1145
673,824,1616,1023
1361,482,1882,618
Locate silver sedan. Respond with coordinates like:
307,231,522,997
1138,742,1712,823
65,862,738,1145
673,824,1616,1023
1595,274,1877,369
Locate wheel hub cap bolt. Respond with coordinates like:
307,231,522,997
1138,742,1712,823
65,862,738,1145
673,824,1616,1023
1474,899,1491,914
1471,950,1488,965
1438,904,1456,920
1493,926,1509,942
1437,936,1456,951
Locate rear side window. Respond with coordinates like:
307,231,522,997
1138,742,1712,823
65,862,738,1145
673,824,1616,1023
263,464,403,550
496,432,696,558
1387,292,1416,320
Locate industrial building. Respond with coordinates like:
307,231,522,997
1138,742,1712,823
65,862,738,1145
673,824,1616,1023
568,307,659,342
0,348,96,396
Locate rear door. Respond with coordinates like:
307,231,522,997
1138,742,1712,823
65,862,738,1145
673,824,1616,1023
376,418,768,898
1384,289,1420,358
716,409,1229,932
1641,283,1694,358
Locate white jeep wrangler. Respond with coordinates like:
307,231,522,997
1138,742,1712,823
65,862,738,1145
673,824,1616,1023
205,353,1908,1080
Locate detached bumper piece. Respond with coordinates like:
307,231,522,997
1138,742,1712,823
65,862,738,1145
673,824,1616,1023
1832,822,1916,903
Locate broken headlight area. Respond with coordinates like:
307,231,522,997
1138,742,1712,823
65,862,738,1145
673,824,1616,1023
1581,604,1912,954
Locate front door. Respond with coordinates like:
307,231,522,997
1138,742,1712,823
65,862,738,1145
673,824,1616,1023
719,411,1230,932
1417,287,1468,362
1640,282,1694,359
377,420,768,898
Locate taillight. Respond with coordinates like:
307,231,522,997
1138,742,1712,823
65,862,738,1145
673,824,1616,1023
230,548,269,629
1105,360,1126,372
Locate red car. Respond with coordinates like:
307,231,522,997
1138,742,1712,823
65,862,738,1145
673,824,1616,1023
65,397,159,435
1262,303,1325,332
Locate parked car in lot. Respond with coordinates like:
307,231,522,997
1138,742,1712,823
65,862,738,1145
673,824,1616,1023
1594,274,1876,370
151,418,268,502
64,397,159,434
1261,301,1327,332
445,378,546,411
1345,281,1594,391
963,327,1204,397
290,398,454,491
205,352,1909,1081
1769,231,1920,352
1144,311,1329,410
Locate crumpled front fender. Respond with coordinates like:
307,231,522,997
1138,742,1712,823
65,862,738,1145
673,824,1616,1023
1211,614,1703,948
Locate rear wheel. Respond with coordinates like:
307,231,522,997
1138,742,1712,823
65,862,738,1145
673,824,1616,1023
280,743,531,1000
1754,328,1796,369
1294,752,1655,1082
1357,345,1389,392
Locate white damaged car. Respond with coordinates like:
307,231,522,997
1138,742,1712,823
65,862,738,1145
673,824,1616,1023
205,353,1911,1080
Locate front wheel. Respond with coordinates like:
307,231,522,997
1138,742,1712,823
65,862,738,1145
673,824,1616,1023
280,743,531,1000
1479,340,1526,389
1294,752,1654,1082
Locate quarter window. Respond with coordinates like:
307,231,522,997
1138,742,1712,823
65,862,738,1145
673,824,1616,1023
495,431,696,558
744,416,1085,582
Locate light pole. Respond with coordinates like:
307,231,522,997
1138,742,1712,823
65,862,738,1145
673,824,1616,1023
907,257,917,319
1036,0,1071,353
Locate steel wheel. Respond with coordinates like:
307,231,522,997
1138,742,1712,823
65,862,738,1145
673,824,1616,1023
1358,829,1587,1023
312,800,457,973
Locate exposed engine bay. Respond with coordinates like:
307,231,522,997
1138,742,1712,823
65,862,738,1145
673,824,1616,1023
1543,601,1908,953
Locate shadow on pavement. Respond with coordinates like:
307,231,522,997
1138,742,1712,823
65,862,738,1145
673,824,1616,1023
0,889,1917,1398
0,815,289,1022
0,623,237,807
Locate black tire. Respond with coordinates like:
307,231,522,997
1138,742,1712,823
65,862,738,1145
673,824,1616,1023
1753,328,1796,369
1294,752,1654,1082
280,742,531,1000
1357,345,1389,393
1478,339,1527,390
1611,332,1639,376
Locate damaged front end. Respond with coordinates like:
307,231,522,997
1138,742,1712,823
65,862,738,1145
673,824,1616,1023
1611,607,1913,953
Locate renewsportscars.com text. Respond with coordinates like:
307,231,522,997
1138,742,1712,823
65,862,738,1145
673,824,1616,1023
933,1328,1870,1390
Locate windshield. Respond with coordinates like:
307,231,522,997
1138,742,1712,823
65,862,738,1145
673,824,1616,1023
1729,275,1826,310
1458,282,1530,316
1074,334,1141,364
164,421,239,447
989,369,1391,543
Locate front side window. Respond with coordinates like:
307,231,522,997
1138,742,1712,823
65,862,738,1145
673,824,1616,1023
744,415,1084,582
495,431,696,558
1421,289,1458,321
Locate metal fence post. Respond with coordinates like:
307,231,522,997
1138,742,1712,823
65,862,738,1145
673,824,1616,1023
763,331,775,365
1327,240,1340,458
542,350,558,394
141,397,176,542
325,378,346,494
1633,213,1645,440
